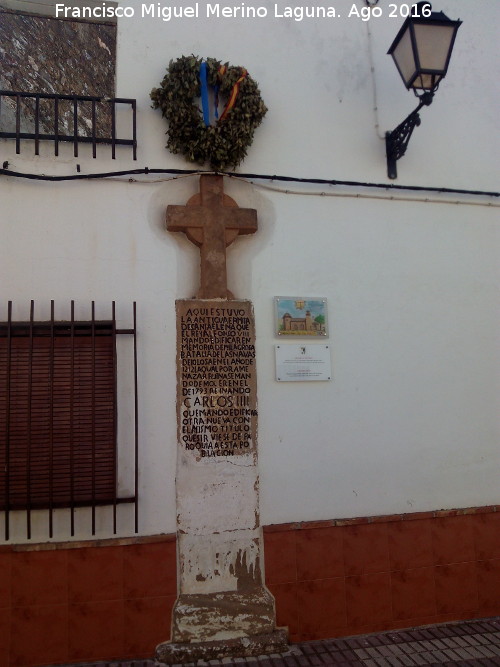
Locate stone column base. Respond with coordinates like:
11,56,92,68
170,589,278,643
155,628,289,665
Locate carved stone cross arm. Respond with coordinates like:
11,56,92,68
166,175,258,299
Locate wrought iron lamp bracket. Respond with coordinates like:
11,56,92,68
385,91,434,179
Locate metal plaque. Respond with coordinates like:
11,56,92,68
275,344,331,382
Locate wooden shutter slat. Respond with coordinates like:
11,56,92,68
0,325,116,510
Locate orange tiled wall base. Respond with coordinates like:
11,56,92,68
1,506,499,666
263,506,500,643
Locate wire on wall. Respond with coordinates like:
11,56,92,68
0,164,498,201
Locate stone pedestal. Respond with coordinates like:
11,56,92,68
155,299,288,664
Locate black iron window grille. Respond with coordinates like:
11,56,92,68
0,301,138,541
0,91,137,159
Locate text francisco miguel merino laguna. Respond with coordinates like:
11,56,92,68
54,3,348,22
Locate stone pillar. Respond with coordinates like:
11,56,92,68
155,299,288,664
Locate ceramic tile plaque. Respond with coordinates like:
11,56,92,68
274,297,328,337
275,344,331,382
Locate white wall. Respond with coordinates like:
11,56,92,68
1,1,498,542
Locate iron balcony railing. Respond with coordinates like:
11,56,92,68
0,91,137,159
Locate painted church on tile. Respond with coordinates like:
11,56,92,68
0,0,499,664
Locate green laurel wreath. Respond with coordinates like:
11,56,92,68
150,55,267,170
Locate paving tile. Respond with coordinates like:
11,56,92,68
438,647,467,661
440,636,465,648
34,616,500,666
353,647,373,659
391,653,418,666
404,654,429,666
377,645,404,658
479,632,500,643
429,637,452,650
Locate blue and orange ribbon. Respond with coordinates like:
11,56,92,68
199,61,210,126
219,66,247,121
200,62,248,124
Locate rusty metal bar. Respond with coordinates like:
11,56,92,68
54,96,59,157
91,99,97,159
1,92,137,158
131,99,137,161
91,301,96,535
111,99,116,159
34,96,40,156
133,301,139,533
0,90,101,102
26,301,34,539
73,97,79,158
4,302,12,540
6,497,136,512
49,300,55,538
70,300,75,537
112,301,117,534
0,131,135,147
0,131,135,146
15,94,21,154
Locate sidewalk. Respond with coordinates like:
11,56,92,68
60,617,500,666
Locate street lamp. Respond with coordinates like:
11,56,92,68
385,2,462,179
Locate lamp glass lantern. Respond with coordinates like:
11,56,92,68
385,3,462,179
388,3,462,93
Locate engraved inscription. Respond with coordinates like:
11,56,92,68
177,301,258,459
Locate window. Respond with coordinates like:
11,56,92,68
0,302,138,540
0,0,136,158
0,322,116,510
0,0,117,136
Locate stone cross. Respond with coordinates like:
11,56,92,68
166,174,258,299
156,174,288,664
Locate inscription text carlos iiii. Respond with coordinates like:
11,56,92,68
179,303,258,459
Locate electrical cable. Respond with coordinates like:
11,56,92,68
233,178,498,209
0,166,498,199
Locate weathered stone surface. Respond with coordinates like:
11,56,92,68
155,628,289,665
0,7,115,136
171,589,276,642
167,175,257,299
175,299,261,598
165,299,287,656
